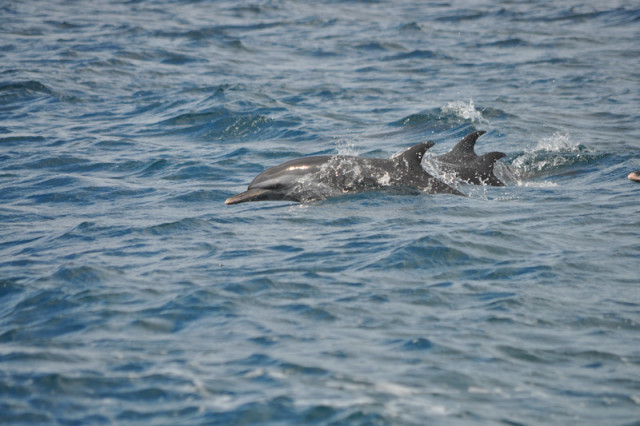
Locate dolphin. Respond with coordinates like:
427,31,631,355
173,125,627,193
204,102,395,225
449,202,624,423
433,130,506,186
225,141,464,205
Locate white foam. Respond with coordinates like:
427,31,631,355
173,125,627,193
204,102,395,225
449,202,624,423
532,132,579,153
442,99,487,123
516,181,558,188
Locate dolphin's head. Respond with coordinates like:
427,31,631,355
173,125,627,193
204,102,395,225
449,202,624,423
225,156,332,204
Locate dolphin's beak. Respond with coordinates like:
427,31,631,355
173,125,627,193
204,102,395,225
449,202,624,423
225,188,274,205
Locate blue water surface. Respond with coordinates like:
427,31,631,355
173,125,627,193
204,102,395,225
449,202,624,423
1,0,639,424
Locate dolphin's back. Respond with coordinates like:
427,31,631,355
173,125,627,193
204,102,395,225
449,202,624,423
249,156,331,190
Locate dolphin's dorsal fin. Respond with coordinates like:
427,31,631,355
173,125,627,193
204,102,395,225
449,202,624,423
443,130,487,162
474,152,507,186
477,151,506,168
394,141,435,168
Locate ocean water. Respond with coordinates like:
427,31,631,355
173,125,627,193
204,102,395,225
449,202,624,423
1,0,639,424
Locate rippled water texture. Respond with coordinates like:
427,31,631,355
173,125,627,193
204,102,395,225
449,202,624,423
1,1,639,424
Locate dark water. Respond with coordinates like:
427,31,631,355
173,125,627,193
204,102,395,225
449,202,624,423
1,1,639,424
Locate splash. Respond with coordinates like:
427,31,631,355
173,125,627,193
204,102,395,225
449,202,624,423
531,132,580,153
507,131,598,185
420,154,464,191
511,132,583,172
441,99,487,123
334,137,358,156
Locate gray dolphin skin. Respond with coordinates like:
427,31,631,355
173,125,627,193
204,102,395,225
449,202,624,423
225,141,464,205
433,130,506,186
